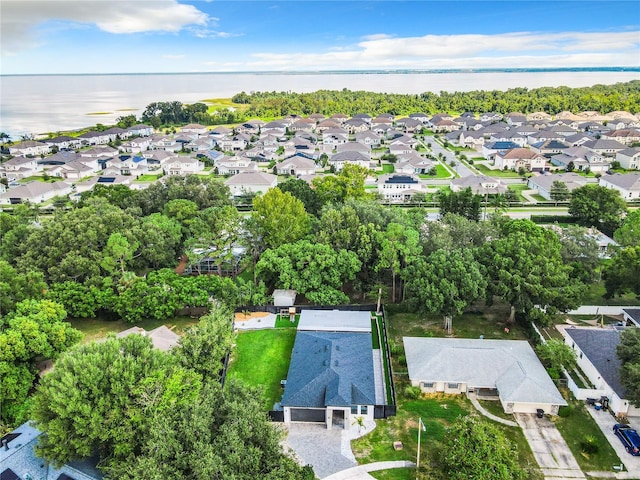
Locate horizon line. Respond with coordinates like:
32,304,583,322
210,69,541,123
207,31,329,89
2,66,640,77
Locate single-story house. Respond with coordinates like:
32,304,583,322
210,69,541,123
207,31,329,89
599,172,640,200
329,151,371,171
450,175,508,196
1,422,102,480
562,327,640,417
224,171,277,196
276,155,317,177
281,309,384,429
526,172,587,201
0,181,73,205
403,337,567,415
116,325,180,351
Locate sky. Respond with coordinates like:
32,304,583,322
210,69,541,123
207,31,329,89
1,0,639,75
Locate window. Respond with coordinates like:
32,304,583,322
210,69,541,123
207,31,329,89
351,406,358,414
421,382,434,388
447,383,459,389
361,406,368,414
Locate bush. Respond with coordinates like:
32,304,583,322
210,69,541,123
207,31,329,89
546,367,560,379
404,385,422,399
580,435,599,454
397,355,407,367
558,404,574,418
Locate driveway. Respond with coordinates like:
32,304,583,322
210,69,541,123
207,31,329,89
285,423,357,478
515,413,586,480
586,407,640,477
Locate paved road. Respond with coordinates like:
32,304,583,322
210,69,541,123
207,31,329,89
585,406,640,477
515,413,586,480
427,137,476,178
568,306,639,316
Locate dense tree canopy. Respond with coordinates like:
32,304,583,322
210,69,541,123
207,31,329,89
252,188,311,249
618,328,640,407
568,184,627,235
603,246,640,299
614,210,640,247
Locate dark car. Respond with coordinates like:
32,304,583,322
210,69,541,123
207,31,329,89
613,424,640,455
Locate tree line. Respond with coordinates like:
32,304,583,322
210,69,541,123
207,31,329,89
232,81,640,118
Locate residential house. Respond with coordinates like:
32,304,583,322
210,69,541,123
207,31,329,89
377,173,424,202
225,171,277,196
493,148,547,172
599,172,640,200
44,135,83,150
343,118,370,133
489,130,527,147
527,111,552,122
102,127,129,142
355,131,382,147
0,181,73,205
73,174,135,195
50,160,101,180
150,135,180,152
79,145,118,158
8,140,51,156
582,138,627,157
404,337,566,414
117,325,181,351
261,121,287,136
337,141,371,157
396,117,424,133
450,175,508,195
458,130,485,151
322,128,349,146
526,172,587,200
0,156,42,180
408,112,429,123
127,124,154,137
281,310,385,430
481,141,520,161
276,155,318,176
561,327,640,417
329,113,349,124
529,139,571,158
181,123,208,136
395,153,434,175
550,146,610,173
120,136,151,153
602,129,640,146
479,112,503,123
78,131,111,146
505,113,527,126
1,422,102,480
215,155,258,175
616,147,640,170
431,119,460,133
329,151,371,171
352,113,372,124
164,157,205,176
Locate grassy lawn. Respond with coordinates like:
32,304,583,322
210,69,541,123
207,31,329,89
18,175,63,183
353,393,541,480
69,316,198,343
227,328,296,411
508,184,529,201
382,163,395,174
200,97,250,115
275,314,299,328
553,391,622,472
476,164,523,178
418,164,451,179
134,174,163,182
386,304,530,345
581,281,639,306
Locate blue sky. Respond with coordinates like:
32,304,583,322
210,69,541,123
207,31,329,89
1,1,639,74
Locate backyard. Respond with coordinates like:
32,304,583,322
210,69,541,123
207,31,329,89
69,315,198,343
226,328,296,411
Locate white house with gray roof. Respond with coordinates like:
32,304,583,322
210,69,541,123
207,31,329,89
599,172,640,200
224,171,277,196
280,310,385,430
403,337,567,415
561,326,640,417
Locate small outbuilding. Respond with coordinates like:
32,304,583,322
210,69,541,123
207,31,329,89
273,289,297,307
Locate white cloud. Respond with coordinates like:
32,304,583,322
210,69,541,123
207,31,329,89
1,0,209,56
240,30,640,70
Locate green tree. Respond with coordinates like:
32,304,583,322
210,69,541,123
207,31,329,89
549,180,570,204
0,299,82,425
536,339,577,373
614,210,640,247
176,304,235,382
558,225,601,283
277,177,323,216
569,184,627,235
139,213,183,269
441,416,525,480
376,223,421,303
256,240,361,304
0,260,47,316
100,232,139,276
438,187,482,221
312,164,369,204
31,334,201,466
479,220,579,324
252,188,311,249
603,245,640,299
102,380,314,480
407,248,486,334
618,328,640,407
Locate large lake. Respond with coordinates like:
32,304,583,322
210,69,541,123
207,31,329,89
1,71,639,138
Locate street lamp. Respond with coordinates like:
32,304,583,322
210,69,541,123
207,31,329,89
416,417,426,479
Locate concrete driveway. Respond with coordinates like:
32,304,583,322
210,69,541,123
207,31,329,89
586,407,640,477
515,413,586,480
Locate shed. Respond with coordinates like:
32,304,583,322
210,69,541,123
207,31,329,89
273,289,297,307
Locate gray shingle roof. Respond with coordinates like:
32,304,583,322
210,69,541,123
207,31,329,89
564,328,625,397
281,331,376,408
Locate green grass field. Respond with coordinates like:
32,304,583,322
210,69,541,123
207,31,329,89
69,316,198,343
418,164,451,179
226,328,296,411
476,164,523,178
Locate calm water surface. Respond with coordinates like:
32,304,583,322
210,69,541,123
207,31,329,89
1,71,639,137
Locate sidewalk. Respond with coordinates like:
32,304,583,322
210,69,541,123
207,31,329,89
467,393,518,427
568,306,639,316
322,461,415,480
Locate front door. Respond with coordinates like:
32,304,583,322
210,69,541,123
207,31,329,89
331,409,345,429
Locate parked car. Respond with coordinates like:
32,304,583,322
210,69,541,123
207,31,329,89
613,424,640,455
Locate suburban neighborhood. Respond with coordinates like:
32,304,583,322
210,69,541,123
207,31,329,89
1,98,640,480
